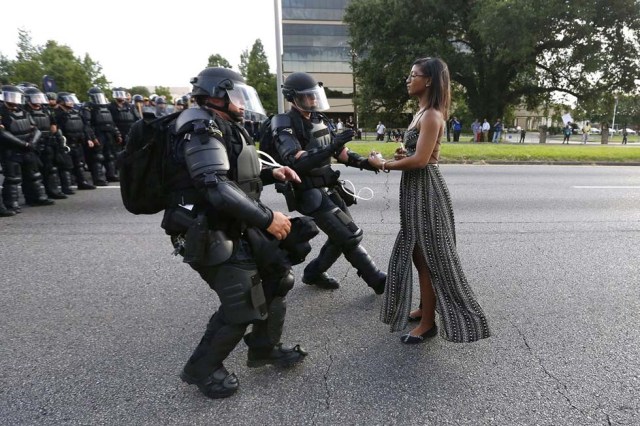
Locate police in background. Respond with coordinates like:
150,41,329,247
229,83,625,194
55,92,96,190
83,87,121,183
0,85,54,210
23,86,68,199
154,96,168,117
270,72,386,294
0,90,17,216
108,88,137,148
163,67,311,399
131,94,144,121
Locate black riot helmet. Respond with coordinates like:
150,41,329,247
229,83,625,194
23,86,48,106
282,72,330,112
190,67,266,121
2,85,25,108
87,86,108,105
132,94,144,103
57,92,81,108
112,87,127,102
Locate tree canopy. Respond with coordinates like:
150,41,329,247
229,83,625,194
240,39,277,115
207,54,232,69
0,29,109,99
345,0,640,124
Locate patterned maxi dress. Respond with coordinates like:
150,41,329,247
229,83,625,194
380,128,491,342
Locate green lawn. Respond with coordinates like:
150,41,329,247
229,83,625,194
344,138,640,163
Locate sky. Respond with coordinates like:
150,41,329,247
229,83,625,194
0,0,278,89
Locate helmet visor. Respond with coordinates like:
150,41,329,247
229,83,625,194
91,93,108,105
112,90,127,100
293,84,329,112
3,91,25,104
227,83,267,121
27,93,48,104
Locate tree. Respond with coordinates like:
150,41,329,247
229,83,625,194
129,86,151,97
1,29,110,101
207,54,232,69
240,39,277,115
345,0,640,123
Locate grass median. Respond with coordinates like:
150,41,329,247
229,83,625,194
344,140,640,164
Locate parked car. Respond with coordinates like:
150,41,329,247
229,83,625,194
590,127,601,134
622,128,637,135
609,128,617,135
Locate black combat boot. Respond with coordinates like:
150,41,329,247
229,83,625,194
181,311,246,399
244,296,308,368
0,197,16,217
59,171,76,195
44,171,67,199
302,242,342,289
180,365,239,399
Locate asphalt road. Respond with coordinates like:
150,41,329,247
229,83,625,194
1,165,638,425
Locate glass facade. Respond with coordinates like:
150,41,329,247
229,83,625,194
283,23,351,73
281,0,355,114
282,0,349,21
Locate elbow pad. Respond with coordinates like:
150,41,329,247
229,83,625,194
271,114,302,166
205,180,273,229
345,150,378,172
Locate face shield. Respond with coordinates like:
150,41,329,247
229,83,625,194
225,83,267,122
3,91,25,105
293,84,329,112
112,90,127,100
91,93,109,105
60,94,80,108
27,93,48,105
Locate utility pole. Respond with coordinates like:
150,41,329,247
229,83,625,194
274,0,284,114
350,50,358,129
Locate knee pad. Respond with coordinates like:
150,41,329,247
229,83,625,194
212,263,268,325
274,271,294,298
313,207,363,249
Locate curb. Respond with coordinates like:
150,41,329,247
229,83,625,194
439,160,640,166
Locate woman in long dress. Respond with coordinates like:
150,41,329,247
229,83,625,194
368,57,491,344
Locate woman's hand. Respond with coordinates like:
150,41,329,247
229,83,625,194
394,145,407,160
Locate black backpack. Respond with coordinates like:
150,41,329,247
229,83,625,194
117,111,181,215
258,115,277,160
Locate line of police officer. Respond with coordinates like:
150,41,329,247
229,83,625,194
0,84,143,217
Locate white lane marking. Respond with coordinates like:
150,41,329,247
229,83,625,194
573,186,640,189
97,186,121,189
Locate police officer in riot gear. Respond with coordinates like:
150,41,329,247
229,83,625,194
131,94,144,121
23,86,68,199
83,87,121,183
0,90,17,217
270,72,386,293
162,67,314,399
108,88,137,147
55,92,96,190
0,85,54,210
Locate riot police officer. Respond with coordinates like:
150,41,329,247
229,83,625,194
83,87,121,183
108,88,137,149
270,72,386,294
54,92,96,190
131,94,144,121
0,85,54,210
23,86,67,199
161,67,313,399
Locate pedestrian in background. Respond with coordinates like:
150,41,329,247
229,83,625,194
519,126,526,143
481,118,490,142
581,121,591,144
562,123,572,144
471,118,481,142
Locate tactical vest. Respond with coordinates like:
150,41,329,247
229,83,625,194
59,109,85,140
89,105,116,132
27,107,52,137
3,108,33,141
110,103,136,135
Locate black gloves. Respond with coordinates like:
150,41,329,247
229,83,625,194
329,129,354,155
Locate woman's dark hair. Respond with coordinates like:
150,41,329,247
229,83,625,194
412,57,451,119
